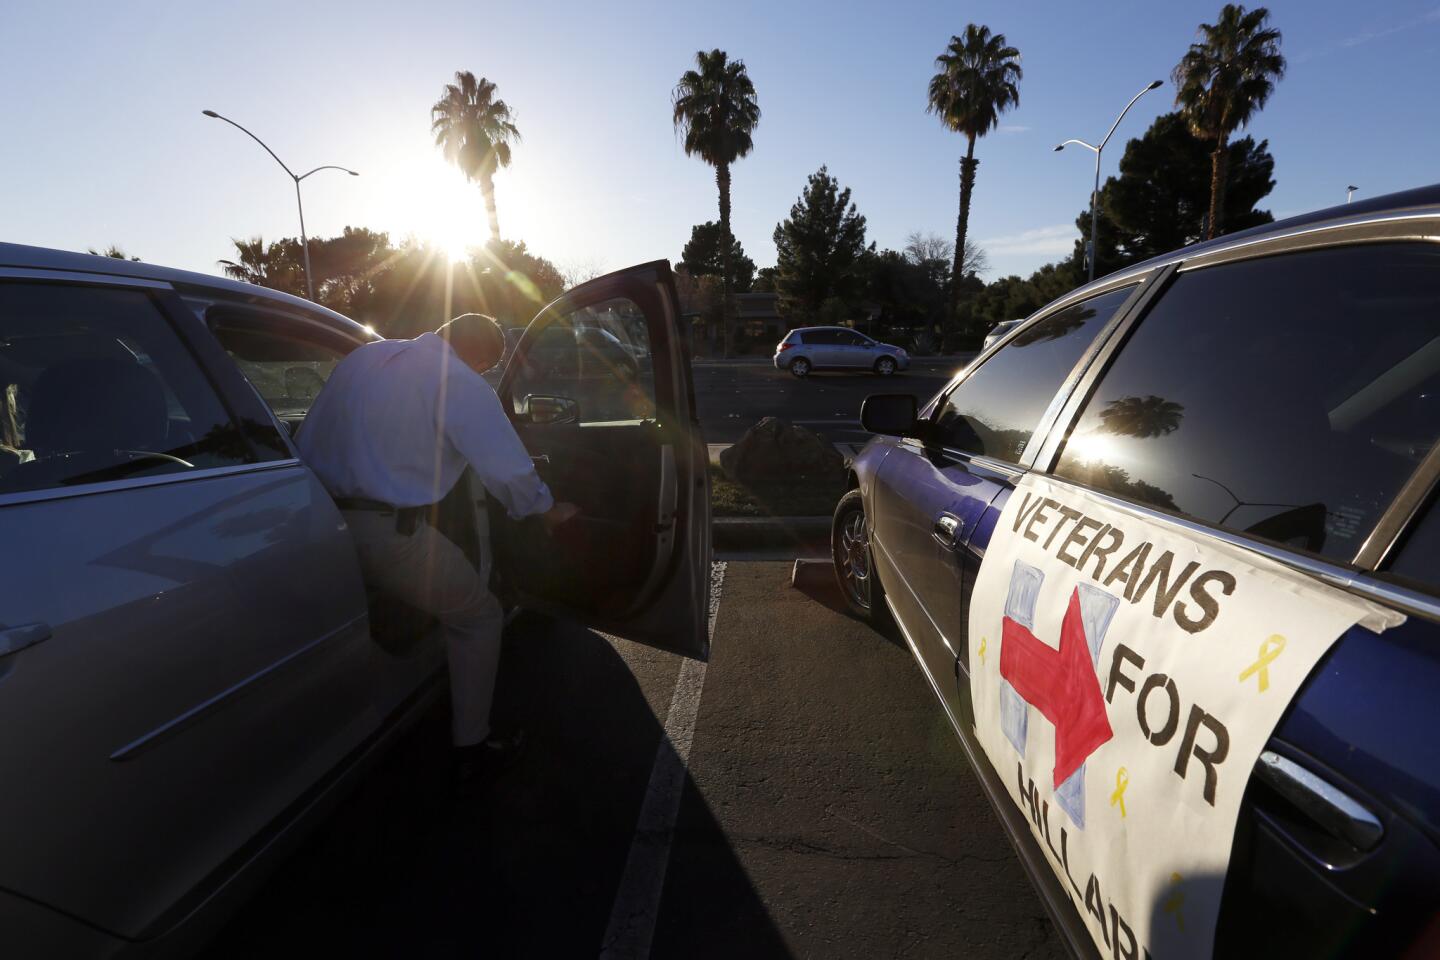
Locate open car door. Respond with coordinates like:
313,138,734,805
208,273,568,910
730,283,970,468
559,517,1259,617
494,260,710,660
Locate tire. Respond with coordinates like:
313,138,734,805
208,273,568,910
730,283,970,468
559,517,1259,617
789,356,811,378
832,489,886,623
874,356,897,376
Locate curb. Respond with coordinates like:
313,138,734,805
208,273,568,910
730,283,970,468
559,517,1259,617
713,515,831,551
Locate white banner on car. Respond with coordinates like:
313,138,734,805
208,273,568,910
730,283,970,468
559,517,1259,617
967,474,1402,959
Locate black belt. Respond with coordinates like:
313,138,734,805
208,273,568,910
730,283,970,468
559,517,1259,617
335,497,433,536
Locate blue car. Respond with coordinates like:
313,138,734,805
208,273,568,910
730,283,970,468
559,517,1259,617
833,185,1440,958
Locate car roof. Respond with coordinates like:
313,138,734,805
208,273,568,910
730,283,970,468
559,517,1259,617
1059,182,1440,304
0,241,372,338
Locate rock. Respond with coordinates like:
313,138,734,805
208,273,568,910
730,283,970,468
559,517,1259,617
719,417,845,484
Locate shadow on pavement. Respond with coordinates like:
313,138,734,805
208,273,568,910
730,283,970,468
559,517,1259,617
204,613,788,959
790,559,906,650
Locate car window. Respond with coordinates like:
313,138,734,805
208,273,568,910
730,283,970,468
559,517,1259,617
1387,494,1440,593
511,298,656,424
0,282,259,495
932,285,1134,464
837,330,866,346
210,312,358,419
1054,244,1440,564
805,330,840,345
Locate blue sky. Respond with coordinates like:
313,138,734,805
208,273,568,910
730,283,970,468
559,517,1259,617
3,0,1438,286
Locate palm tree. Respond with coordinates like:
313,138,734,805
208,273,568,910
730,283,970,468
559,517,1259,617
672,49,760,359
1098,395,1185,438
87,245,141,261
431,71,521,244
218,237,303,295
927,25,1021,343
1172,4,1285,240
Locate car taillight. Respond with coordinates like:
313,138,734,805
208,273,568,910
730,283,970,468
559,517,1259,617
778,342,793,351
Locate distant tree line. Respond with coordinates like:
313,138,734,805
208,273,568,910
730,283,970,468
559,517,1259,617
215,229,566,338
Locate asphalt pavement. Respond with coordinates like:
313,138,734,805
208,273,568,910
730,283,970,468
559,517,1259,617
206,561,1062,959
693,358,966,445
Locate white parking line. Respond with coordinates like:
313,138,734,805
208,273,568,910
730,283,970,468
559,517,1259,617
599,561,727,959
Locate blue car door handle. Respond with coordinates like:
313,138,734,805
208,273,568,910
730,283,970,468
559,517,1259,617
0,623,51,658
933,514,960,549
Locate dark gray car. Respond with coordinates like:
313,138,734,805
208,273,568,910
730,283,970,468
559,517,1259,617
0,247,711,956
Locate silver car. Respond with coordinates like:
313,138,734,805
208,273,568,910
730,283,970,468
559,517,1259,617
0,245,711,956
773,326,909,378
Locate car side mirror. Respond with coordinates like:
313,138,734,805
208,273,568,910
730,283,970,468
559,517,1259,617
520,394,580,425
861,394,918,438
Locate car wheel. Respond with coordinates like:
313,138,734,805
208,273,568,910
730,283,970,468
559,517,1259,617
789,357,811,378
874,356,896,376
833,489,886,623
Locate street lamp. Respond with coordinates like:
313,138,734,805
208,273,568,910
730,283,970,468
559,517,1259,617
202,110,358,301
1347,185,1359,204
1055,80,1163,283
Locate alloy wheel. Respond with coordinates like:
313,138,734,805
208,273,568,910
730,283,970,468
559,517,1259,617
839,508,871,610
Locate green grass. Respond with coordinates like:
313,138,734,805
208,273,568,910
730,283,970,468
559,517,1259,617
709,465,845,518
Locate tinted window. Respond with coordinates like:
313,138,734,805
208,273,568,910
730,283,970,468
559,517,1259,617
804,329,841,345
1055,244,1440,563
836,330,867,346
1388,495,1440,592
511,298,656,424
211,313,357,419
933,285,1134,464
0,283,256,495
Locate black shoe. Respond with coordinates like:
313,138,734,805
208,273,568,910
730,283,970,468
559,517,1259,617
453,728,526,787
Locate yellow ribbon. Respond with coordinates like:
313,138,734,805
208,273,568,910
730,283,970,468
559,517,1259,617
978,636,987,665
1163,872,1185,932
1110,767,1129,818
1238,634,1287,693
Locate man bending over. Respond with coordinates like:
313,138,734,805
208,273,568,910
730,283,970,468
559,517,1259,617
299,313,577,781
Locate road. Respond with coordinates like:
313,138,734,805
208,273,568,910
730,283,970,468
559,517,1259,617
693,358,967,444
208,562,1062,959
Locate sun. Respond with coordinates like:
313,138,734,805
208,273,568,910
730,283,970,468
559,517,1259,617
444,235,474,264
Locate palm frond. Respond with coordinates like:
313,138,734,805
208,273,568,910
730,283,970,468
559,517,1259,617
670,48,761,166
926,24,1022,139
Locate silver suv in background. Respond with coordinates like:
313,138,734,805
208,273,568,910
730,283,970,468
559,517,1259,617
773,326,909,378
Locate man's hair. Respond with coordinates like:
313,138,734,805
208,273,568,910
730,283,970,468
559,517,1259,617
436,313,506,367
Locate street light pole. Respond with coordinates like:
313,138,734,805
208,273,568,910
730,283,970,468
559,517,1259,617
202,110,358,302
1347,185,1359,204
1055,80,1163,283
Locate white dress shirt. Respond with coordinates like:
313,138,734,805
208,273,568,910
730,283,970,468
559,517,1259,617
297,332,554,518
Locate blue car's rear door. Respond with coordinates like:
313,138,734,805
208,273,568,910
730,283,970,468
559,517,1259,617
1000,240,1440,955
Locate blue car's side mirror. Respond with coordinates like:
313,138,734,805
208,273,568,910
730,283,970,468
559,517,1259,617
861,394,918,438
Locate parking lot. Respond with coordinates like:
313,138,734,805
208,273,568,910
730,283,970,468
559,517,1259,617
691,358,963,445
207,558,1063,958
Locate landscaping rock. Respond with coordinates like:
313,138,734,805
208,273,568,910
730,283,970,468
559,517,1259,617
719,416,845,484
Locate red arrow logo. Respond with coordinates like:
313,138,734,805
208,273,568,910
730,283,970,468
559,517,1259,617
1000,587,1114,788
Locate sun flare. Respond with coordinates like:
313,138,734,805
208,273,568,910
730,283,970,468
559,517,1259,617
443,235,474,264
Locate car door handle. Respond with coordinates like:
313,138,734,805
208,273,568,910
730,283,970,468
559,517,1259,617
0,623,51,657
932,514,960,549
1254,750,1383,852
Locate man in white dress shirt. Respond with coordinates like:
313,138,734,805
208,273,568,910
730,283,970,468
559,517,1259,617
298,313,577,778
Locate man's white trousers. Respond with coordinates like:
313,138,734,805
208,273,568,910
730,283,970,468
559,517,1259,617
343,509,503,747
